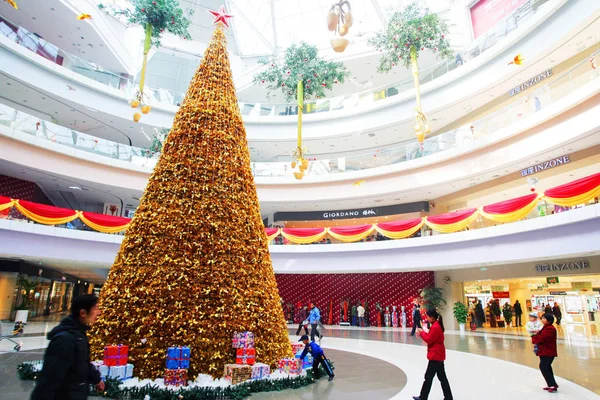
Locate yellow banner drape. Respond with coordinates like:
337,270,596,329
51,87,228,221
77,212,129,234
326,226,376,243
477,195,540,223
266,228,281,242
424,213,478,233
374,220,425,239
541,186,600,207
14,200,78,226
0,199,15,212
281,230,327,244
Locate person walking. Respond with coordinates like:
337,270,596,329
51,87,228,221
552,304,562,326
410,301,422,336
295,305,309,336
475,300,485,328
413,309,453,400
544,304,552,315
31,294,104,400
298,335,334,381
532,313,559,392
308,304,323,343
357,303,365,327
514,300,523,327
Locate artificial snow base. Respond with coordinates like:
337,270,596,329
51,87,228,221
121,369,307,392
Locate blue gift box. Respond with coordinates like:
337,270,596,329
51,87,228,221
295,349,313,370
166,346,191,370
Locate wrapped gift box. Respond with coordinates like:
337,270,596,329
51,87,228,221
103,345,128,366
98,364,109,380
295,349,313,370
291,343,304,354
166,346,191,369
164,369,187,386
235,348,256,365
232,331,255,349
125,364,134,380
224,364,252,385
108,365,126,380
277,358,302,375
250,363,270,380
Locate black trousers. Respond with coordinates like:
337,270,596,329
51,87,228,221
555,316,562,325
420,360,453,400
515,314,522,327
310,323,322,342
411,319,422,335
539,356,558,387
312,354,333,378
295,322,308,336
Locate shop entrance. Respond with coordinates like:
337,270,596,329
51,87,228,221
464,274,600,327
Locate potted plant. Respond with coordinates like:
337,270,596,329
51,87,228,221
14,275,38,323
453,301,469,333
419,285,447,310
502,303,513,327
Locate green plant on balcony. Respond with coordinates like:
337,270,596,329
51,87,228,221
368,1,452,144
98,0,192,121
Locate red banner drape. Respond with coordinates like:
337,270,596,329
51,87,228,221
265,228,279,237
80,212,130,227
17,200,77,219
377,219,422,232
282,228,326,237
482,193,539,214
328,225,373,236
542,172,600,206
427,208,477,224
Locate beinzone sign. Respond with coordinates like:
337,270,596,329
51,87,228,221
521,155,570,177
509,69,553,96
535,261,589,273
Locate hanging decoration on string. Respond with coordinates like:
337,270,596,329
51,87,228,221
253,42,349,180
76,13,93,20
368,2,452,146
327,1,353,52
4,0,18,10
98,0,192,123
508,53,525,66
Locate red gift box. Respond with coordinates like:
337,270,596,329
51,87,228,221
103,345,129,366
290,343,304,354
164,368,187,386
235,348,256,365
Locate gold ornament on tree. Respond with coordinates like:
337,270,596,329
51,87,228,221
328,0,352,52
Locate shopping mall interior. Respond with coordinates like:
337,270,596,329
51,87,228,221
0,0,599,399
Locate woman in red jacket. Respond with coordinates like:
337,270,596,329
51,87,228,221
532,313,559,392
413,309,453,400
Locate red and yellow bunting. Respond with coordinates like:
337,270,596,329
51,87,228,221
0,172,598,238
541,172,600,207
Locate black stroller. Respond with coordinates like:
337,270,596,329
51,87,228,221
0,320,24,351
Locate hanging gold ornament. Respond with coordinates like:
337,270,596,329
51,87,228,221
328,1,352,53
133,112,142,122
292,81,309,180
141,105,152,114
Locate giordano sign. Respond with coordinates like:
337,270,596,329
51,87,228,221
535,261,589,273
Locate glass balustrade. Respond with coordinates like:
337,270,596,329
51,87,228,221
0,0,552,113
0,49,598,177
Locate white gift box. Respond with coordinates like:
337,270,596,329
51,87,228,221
109,365,126,380
125,364,134,380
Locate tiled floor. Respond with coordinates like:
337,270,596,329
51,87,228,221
2,320,600,399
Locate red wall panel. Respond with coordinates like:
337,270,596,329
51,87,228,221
276,272,434,325
0,174,52,205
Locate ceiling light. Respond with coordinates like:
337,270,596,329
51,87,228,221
69,186,82,190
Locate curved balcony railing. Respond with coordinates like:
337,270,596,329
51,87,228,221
0,0,552,114
0,49,598,176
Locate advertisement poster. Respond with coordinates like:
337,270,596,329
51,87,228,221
470,0,528,38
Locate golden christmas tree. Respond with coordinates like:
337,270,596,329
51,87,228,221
90,22,291,378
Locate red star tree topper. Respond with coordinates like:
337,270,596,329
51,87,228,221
209,5,233,28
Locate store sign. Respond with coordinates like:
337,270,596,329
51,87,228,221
492,291,510,298
521,155,570,177
470,0,529,39
550,291,567,296
535,261,589,273
508,69,553,96
546,277,559,284
322,209,376,219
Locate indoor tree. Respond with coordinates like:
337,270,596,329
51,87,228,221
89,21,292,379
253,42,349,179
453,301,469,329
368,2,452,144
99,0,192,122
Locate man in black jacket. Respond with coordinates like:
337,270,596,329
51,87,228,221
514,300,523,327
31,294,104,400
410,301,422,336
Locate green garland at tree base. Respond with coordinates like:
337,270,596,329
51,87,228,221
18,362,333,399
